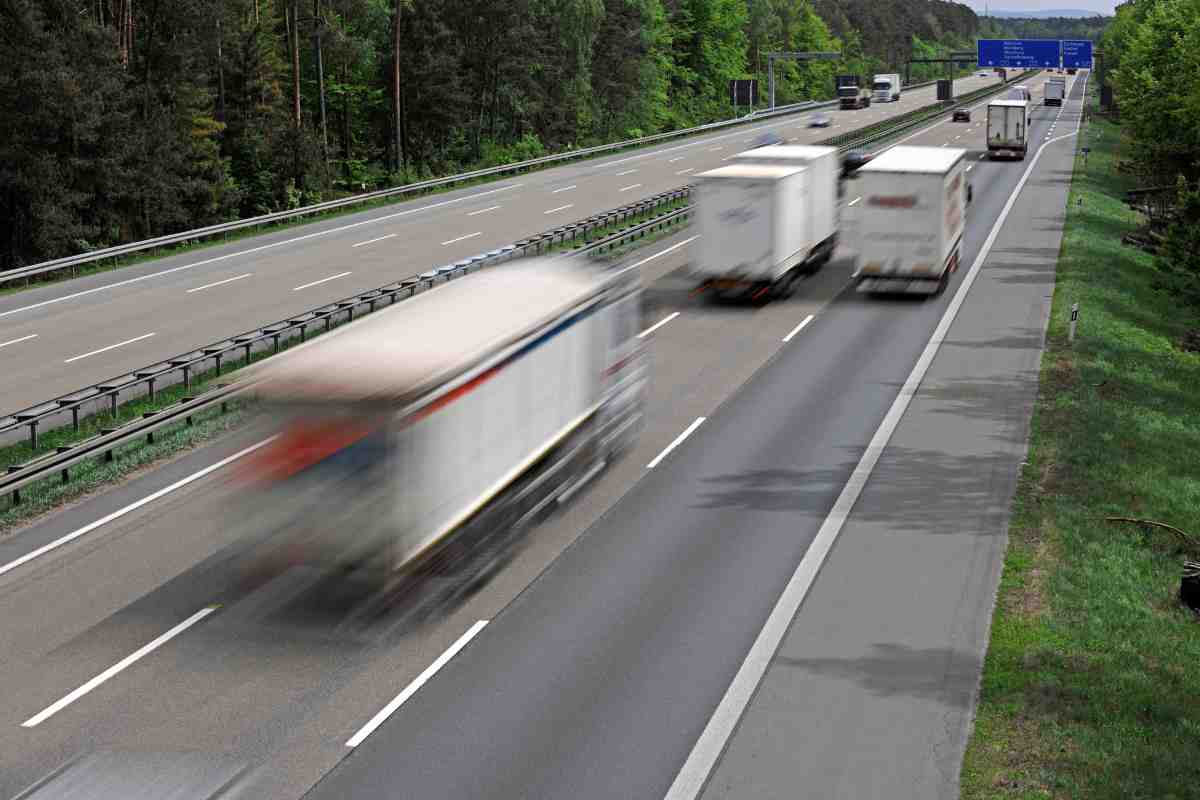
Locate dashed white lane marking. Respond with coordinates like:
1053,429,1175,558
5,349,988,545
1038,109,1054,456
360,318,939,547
466,206,501,217
351,233,398,247
187,273,253,292
0,333,38,349
638,312,680,339
293,271,352,291
669,156,686,163
441,232,482,246
616,169,638,177
647,417,706,469
619,184,643,192
345,620,489,747
676,169,694,175
782,314,815,343
63,332,156,363
21,606,219,728
544,204,574,215
551,185,576,194
848,197,862,207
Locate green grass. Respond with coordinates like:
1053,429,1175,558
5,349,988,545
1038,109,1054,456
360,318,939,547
959,87,1200,798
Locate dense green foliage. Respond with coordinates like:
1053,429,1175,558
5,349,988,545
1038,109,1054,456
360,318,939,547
0,0,1049,269
1101,0,1200,307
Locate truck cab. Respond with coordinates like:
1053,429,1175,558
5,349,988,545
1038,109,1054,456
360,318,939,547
836,74,871,110
872,74,901,102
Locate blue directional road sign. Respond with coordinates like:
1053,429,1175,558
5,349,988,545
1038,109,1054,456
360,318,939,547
977,39,1062,69
1062,39,1094,69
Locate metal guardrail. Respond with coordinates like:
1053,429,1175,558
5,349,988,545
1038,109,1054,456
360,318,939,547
0,188,692,452
0,205,695,505
0,79,952,286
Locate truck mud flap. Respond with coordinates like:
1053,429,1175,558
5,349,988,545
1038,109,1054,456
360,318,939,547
856,277,943,296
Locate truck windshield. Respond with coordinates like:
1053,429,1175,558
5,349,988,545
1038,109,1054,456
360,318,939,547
872,82,890,91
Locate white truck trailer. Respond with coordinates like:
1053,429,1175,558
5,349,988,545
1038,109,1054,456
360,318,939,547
729,143,841,257
690,162,836,302
1044,76,1066,106
233,256,647,584
872,73,902,102
987,99,1031,159
850,145,968,296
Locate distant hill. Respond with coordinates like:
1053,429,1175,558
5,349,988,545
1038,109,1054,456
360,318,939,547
985,9,1108,18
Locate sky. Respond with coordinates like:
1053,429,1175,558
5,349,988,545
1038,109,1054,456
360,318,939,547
959,0,1118,14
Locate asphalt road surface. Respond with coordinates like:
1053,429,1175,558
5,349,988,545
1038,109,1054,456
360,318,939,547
0,71,1076,799
0,75,1004,415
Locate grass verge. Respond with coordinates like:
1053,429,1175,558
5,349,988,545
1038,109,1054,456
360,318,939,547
959,89,1200,797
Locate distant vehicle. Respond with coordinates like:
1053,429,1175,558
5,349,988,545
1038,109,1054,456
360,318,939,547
850,145,970,296
872,73,902,102
952,108,971,122
841,149,873,178
987,99,1031,159
835,74,871,110
233,257,647,586
1005,85,1032,102
808,111,832,128
691,154,840,302
753,131,784,148
976,70,990,77
1044,76,1066,106
1067,67,1078,74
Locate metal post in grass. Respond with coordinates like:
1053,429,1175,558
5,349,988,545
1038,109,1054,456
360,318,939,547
1069,303,1079,343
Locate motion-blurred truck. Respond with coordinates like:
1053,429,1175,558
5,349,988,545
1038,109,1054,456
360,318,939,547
987,98,1031,159
232,257,647,586
872,73,902,102
1044,76,1066,106
849,145,969,296
836,74,871,109
690,158,840,303
730,142,842,226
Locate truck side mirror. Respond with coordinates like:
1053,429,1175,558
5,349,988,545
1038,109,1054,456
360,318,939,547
967,184,973,204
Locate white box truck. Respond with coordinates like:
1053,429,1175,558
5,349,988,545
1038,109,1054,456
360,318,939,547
728,143,841,261
850,145,968,296
232,256,648,585
1044,76,1066,106
987,99,1030,159
690,163,831,302
872,73,902,102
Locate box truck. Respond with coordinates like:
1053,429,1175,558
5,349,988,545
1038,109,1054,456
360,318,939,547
836,74,871,109
728,143,841,251
872,73,902,102
849,145,969,296
232,256,648,586
987,99,1030,159
1044,76,1066,106
690,162,837,302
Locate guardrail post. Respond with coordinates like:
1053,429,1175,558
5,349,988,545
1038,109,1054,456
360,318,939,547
28,421,37,451
215,352,223,374
183,365,191,388
147,378,156,402
71,407,79,432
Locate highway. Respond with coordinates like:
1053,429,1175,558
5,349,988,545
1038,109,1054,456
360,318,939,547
0,70,1076,799
0,74,1003,415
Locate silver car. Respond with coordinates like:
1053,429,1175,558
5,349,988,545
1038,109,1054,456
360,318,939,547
808,112,833,128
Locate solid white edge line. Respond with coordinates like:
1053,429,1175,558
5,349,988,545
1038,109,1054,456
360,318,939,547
351,233,398,248
0,436,278,578
627,235,699,270
638,312,680,339
646,417,706,470
781,314,815,343
21,606,219,727
441,232,483,246
0,333,38,349
545,204,574,215
63,332,156,364
0,184,524,321
663,82,1087,800
186,273,253,292
345,620,489,748
292,271,352,291
466,206,501,217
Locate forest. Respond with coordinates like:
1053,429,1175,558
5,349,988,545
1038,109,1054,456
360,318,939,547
0,0,1103,269
1101,0,1200,309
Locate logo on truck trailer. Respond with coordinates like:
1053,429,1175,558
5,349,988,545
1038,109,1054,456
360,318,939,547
867,195,918,208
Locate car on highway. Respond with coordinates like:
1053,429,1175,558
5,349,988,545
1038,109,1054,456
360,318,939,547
976,70,989,77
752,131,784,148
952,108,971,122
807,111,832,128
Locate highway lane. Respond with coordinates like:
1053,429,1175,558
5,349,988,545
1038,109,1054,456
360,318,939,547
0,73,1063,798
0,75,1004,414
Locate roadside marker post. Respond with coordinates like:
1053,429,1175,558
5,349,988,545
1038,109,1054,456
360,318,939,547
1069,303,1079,343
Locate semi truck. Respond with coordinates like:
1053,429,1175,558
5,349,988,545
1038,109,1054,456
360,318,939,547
231,256,648,586
690,161,838,302
729,143,842,240
849,145,969,296
1044,76,1066,106
987,98,1031,159
836,74,871,109
872,73,902,102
